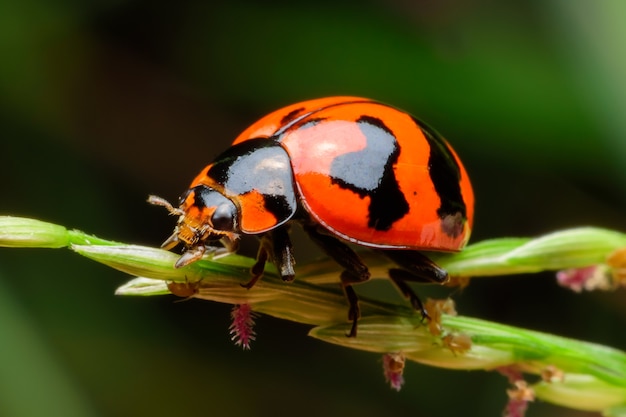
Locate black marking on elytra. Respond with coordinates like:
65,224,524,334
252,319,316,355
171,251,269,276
280,107,306,126
273,99,375,139
412,117,466,238
329,115,409,231
274,117,325,142
298,118,323,130
359,115,394,136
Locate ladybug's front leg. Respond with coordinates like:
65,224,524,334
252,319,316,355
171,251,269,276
243,226,295,289
269,225,296,282
303,225,371,337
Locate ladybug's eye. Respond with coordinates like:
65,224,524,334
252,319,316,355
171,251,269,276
191,185,238,231
211,204,236,231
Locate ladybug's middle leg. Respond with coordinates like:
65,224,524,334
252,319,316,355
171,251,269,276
303,225,371,337
244,226,295,289
383,250,449,320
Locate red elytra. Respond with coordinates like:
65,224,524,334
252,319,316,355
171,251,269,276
150,96,474,337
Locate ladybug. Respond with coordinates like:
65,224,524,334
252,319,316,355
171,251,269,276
150,96,474,337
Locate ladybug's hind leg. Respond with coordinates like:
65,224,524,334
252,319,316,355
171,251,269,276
303,225,371,338
382,250,449,320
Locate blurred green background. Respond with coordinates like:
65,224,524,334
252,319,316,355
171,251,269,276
1,1,626,416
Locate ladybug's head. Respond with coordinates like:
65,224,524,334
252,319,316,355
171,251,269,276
148,185,240,268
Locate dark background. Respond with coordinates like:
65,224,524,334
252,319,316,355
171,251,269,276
1,1,625,416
